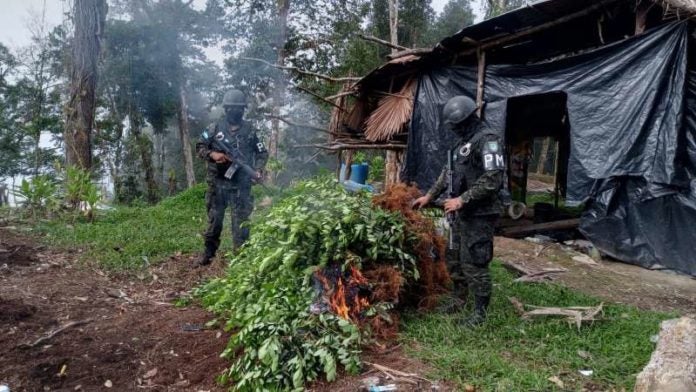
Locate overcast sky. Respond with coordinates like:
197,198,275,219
0,0,485,52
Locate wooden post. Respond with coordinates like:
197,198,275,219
476,48,486,118
553,139,560,208
635,0,653,35
537,137,551,175
385,1,403,188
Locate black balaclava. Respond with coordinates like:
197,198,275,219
449,114,479,140
225,105,245,125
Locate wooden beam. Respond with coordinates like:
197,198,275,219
460,0,619,57
476,48,486,118
635,0,655,35
294,143,407,151
237,57,361,83
293,85,346,111
358,34,409,51
500,218,581,237
387,48,432,60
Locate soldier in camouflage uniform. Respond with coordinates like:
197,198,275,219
413,95,505,327
195,89,268,266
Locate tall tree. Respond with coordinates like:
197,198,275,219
64,0,108,170
430,0,474,41
484,0,524,19
14,9,67,175
99,0,221,201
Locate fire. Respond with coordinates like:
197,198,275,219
314,264,371,322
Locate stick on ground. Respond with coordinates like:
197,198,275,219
19,319,93,349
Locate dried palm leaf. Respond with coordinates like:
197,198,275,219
365,79,417,142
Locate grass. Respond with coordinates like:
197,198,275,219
36,184,214,270
34,182,290,270
401,262,672,391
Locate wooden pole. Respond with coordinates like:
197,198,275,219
385,1,402,187
537,137,551,175
635,0,654,35
553,139,560,208
500,219,580,237
476,48,486,118
459,0,619,57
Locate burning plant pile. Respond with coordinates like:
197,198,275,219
196,179,449,391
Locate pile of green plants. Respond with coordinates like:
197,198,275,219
195,179,426,391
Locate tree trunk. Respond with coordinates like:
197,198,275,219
269,0,290,163
158,133,166,190
64,0,107,170
130,116,158,203
388,0,399,50
385,0,402,187
177,86,196,188
537,137,551,175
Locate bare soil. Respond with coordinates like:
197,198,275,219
495,236,696,316
0,227,230,391
0,228,445,392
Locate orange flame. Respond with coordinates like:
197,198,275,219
316,264,371,322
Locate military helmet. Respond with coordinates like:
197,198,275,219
222,89,247,107
442,95,477,126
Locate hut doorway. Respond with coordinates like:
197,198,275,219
504,91,571,220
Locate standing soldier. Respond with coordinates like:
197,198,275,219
195,89,268,266
413,95,505,327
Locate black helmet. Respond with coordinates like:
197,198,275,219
222,89,247,107
442,95,477,126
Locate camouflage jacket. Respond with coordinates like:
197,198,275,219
195,119,269,184
427,121,504,216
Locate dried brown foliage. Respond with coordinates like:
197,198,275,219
372,184,451,309
364,79,417,142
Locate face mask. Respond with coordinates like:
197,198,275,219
449,115,477,138
225,106,245,124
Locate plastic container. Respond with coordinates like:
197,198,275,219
349,163,369,184
342,180,374,193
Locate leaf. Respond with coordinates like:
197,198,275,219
323,353,337,382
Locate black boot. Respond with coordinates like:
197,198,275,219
436,283,468,314
459,295,490,328
195,245,216,267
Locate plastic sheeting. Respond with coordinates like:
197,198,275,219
407,22,696,275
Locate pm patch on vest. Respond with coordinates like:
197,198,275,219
481,140,505,171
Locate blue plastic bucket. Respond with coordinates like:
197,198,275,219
349,163,369,184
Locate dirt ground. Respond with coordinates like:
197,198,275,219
495,236,696,316
0,227,446,392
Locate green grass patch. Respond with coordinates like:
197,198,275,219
526,192,585,216
401,262,671,391
37,184,214,270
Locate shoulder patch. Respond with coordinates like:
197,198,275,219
481,138,505,171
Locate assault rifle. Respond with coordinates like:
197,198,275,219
446,149,456,249
210,135,266,188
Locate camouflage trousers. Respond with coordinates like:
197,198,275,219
203,178,254,255
446,215,497,298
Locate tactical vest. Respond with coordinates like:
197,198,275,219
451,128,504,216
207,120,259,183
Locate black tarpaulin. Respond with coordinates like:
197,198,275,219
407,22,696,275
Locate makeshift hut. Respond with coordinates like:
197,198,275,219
328,0,696,276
